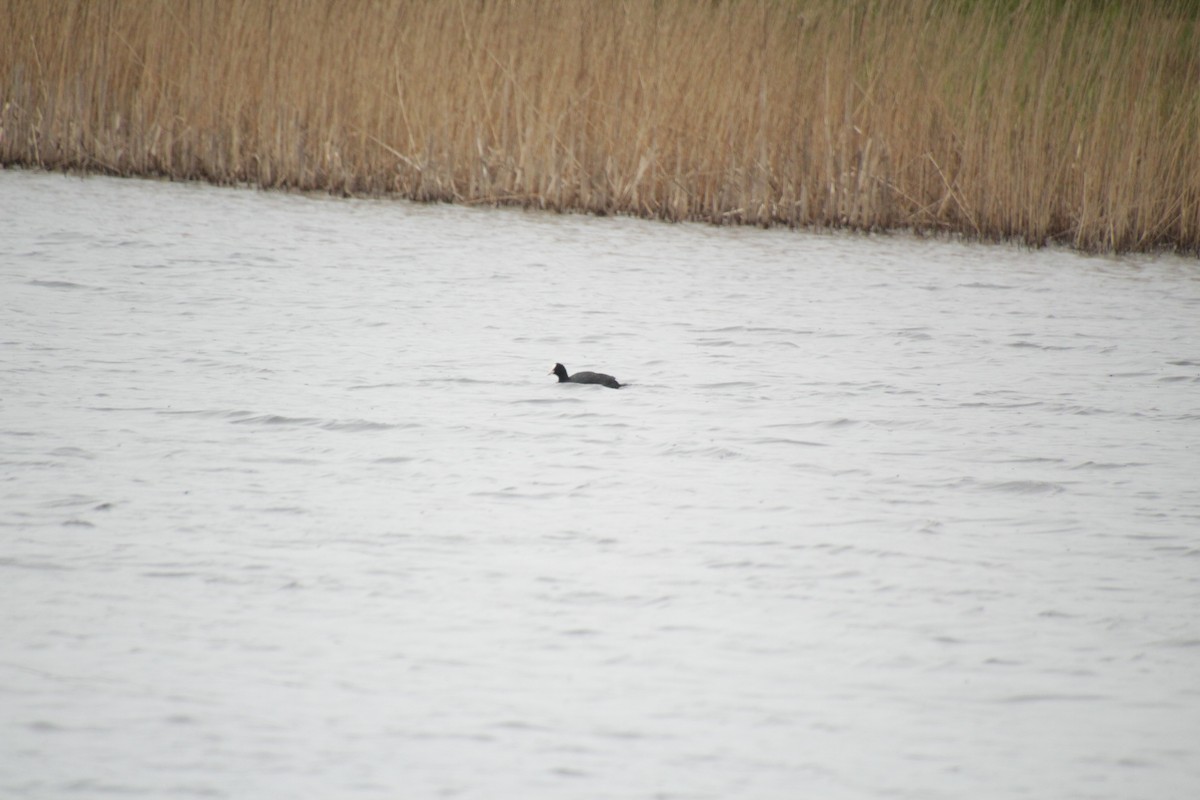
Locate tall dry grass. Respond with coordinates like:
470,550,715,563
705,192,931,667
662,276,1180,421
1,0,1197,253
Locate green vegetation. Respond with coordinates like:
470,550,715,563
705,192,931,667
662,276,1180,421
2,0,1197,253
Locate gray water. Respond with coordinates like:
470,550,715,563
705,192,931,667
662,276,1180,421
2,169,1199,799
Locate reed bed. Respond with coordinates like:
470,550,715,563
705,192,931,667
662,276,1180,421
2,0,1198,253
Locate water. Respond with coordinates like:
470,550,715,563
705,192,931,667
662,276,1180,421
2,169,1198,799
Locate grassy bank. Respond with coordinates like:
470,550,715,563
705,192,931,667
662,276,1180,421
2,0,1197,254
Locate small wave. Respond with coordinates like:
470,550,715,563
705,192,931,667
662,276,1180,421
231,414,322,426
958,401,1043,409
1008,340,1073,351
227,414,399,432
754,437,828,448
980,480,1065,495
1071,461,1147,470
836,380,905,393
158,408,256,419
26,721,67,732
469,490,559,500
700,325,812,335
49,447,95,460
43,494,100,509
991,456,1065,465
510,397,583,405
418,377,497,385
29,279,91,290
662,445,742,459
1050,404,1113,416
707,560,784,570
998,693,1107,704
752,326,814,335
0,557,71,572
1151,638,1200,649
319,419,396,432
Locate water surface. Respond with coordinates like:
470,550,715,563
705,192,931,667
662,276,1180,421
2,170,1199,799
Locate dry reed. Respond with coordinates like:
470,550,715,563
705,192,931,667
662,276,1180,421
2,0,1197,254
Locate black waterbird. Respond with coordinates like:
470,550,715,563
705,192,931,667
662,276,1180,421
549,362,622,389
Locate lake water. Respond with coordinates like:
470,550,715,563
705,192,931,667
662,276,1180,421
2,169,1198,799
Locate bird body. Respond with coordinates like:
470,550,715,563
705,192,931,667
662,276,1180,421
550,362,621,389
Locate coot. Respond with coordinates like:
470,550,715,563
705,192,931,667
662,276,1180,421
550,362,621,389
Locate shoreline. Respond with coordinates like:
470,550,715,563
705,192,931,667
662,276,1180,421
3,0,1197,255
